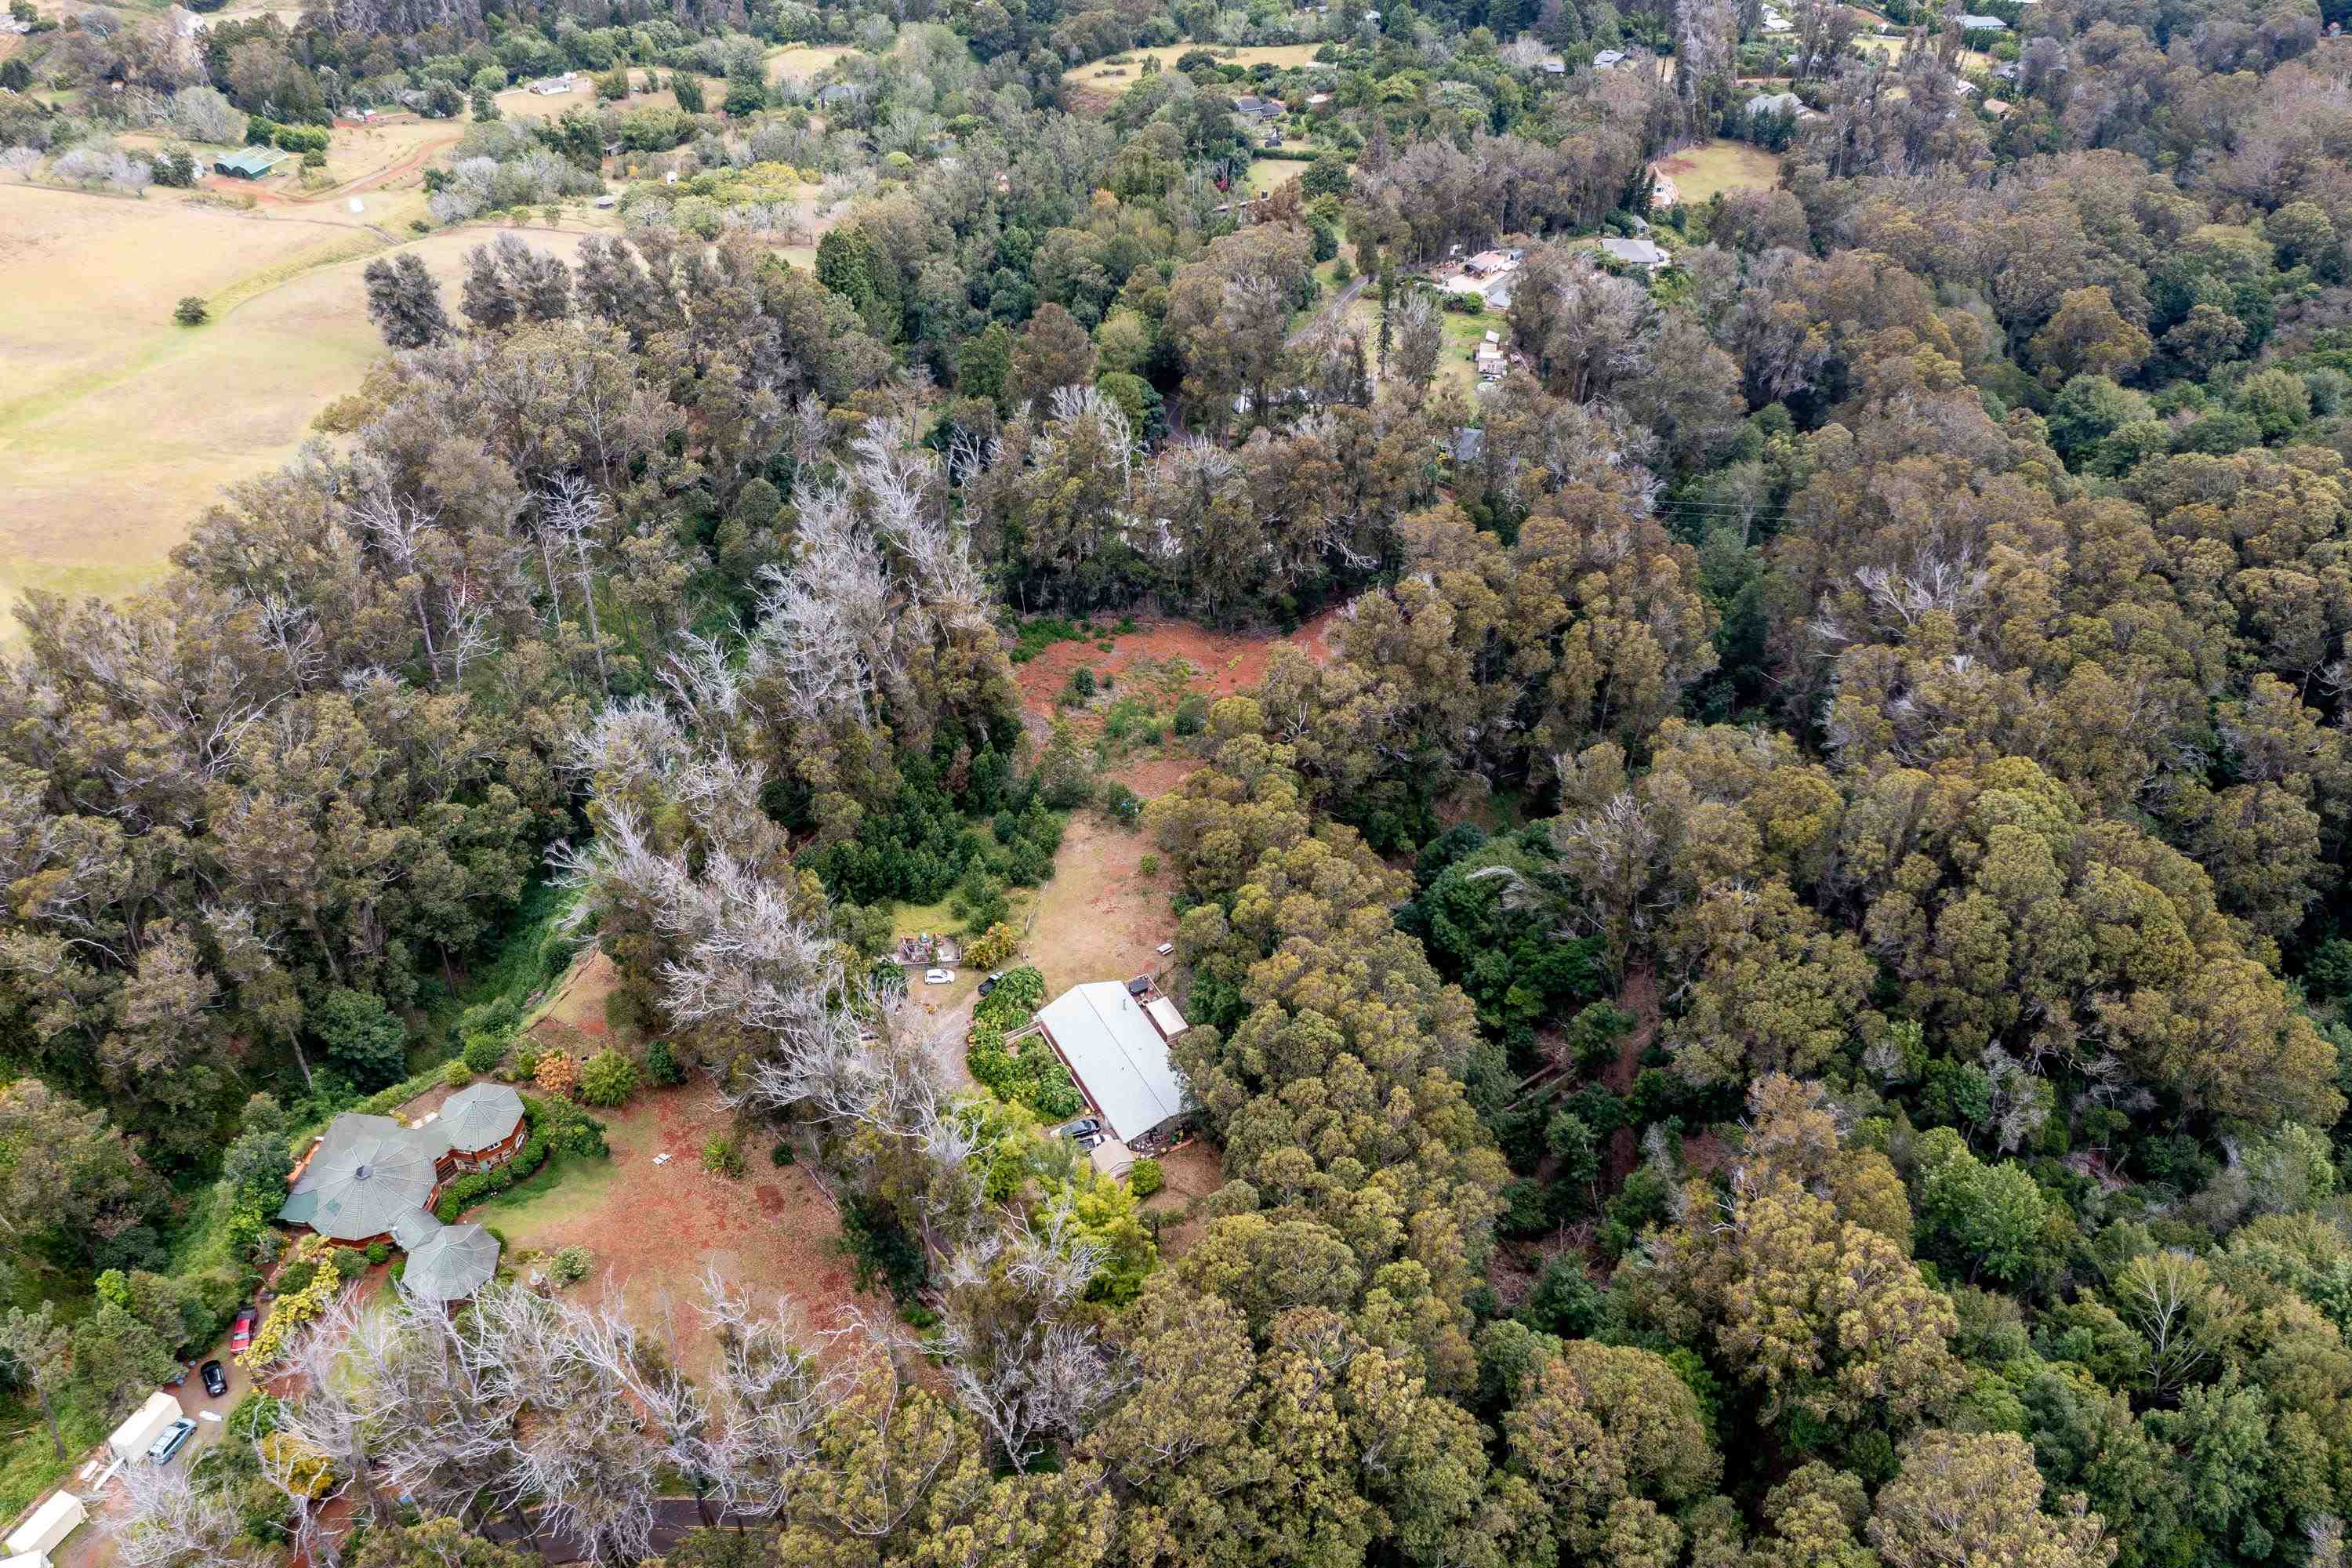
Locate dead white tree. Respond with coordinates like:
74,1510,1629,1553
260,1290,397,1568
935,1203,1120,1467
104,1460,270,1568
542,473,612,688
696,1269,854,1522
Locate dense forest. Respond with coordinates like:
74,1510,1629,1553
9,0,2352,1556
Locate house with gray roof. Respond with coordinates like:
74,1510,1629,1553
1956,13,2008,27
401,1222,502,1305
280,1088,526,1247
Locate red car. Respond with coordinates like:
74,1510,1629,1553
230,1306,256,1354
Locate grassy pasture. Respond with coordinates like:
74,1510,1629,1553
1650,137,1783,205
1063,42,1329,107
0,187,586,637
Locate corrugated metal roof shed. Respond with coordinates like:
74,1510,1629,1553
1036,982,1189,1144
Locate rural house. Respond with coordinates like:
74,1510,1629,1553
279,1083,525,1247
1030,982,1192,1150
1600,235,1673,272
1592,48,1627,68
1231,93,1285,120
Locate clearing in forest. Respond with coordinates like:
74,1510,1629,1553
474,1075,893,1381
1010,612,1345,729
0,188,586,638
1649,138,1783,206
1062,42,1329,109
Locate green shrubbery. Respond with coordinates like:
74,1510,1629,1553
578,1048,639,1107
966,967,1083,1118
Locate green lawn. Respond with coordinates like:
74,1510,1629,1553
1651,138,1783,206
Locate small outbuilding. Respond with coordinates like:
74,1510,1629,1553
5,1491,86,1563
107,1393,183,1466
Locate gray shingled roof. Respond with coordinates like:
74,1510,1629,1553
278,1113,440,1242
439,1083,525,1155
401,1223,500,1304
391,1207,444,1251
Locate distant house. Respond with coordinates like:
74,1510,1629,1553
1464,249,1516,275
1956,12,2008,27
1031,982,1192,1149
1450,426,1485,463
1600,235,1672,272
212,148,286,180
1540,55,1567,73
1305,90,1334,106
1232,93,1286,119
1592,48,1627,67
280,1084,526,1247
818,82,862,106
1991,58,2019,78
1760,5,1792,27
527,74,575,94
1747,89,1805,115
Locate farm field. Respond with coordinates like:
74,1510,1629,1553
495,69,727,121
1063,42,1329,107
1650,137,1782,205
0,187,586,636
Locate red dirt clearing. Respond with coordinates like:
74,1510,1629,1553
489,1078,891,1381
1011,608,1348,725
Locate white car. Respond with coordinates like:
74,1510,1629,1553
924,968,956,985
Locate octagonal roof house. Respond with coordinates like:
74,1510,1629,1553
401,1222,502,1305
278,1113,441,1246
438,1083,527,1167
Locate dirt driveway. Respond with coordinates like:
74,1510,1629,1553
49,1337,256,1568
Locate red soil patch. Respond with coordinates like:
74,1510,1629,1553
495,1080,891,1381
1011,609,1347,727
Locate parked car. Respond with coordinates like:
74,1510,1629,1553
146,1417,198,1466
200,1360,227,1399
977,969,1007,999
1054,1117,1102,1143
230,1306,256,1353
923,968,955,985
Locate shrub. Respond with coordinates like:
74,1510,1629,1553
1129,1156,1163,1199
1139,853,1160,877
578,1048,639,1107
702,1134,744,1178
771,1139,796,1167
175,296,209,327
964,921,1022,971
441,1059,472,1089
461,1032,508,1074
1065,666,1098,702
387,1258,405,1287
550,1245,592,1286
643,1037,684,1086
365,1241,390,1267
1172,694,1210,735
534,1051,579,1098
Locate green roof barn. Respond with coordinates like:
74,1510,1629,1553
213,148,286,179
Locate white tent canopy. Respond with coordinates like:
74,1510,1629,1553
5,1490,84,1558
106,1393,182,1465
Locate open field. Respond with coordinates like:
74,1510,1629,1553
470,1077,893,1381
0,185,587,635
1025,810,1180,994
494,69,726,121
1062,42,1328,107
1856,32,1996,69
1650,138,1782,205
765,42,858,85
